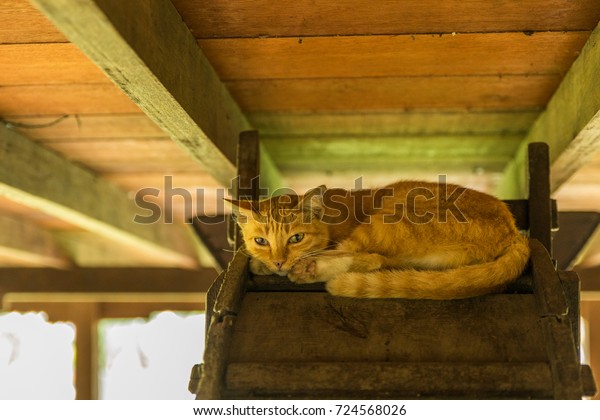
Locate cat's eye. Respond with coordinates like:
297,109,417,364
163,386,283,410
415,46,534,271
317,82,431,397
254,237,269,246
288,233,304,244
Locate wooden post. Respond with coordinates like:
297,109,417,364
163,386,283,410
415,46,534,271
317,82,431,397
39,302,100,400
195,131,260,399
229,130,261,249
528,143,553,255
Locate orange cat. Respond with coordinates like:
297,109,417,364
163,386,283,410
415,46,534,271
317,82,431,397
229,181,530,299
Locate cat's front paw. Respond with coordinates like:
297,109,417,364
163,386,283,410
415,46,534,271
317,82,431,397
288,259,320,283
249,258,274,275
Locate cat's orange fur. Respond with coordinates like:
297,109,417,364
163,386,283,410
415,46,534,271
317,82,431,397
229,181,530,299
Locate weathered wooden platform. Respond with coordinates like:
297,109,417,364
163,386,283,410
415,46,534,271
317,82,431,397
190,239,596,399
188,138,596,399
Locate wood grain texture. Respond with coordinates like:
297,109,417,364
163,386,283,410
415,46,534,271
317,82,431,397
0,214,71,269
199,32,589,81
249,111,540,137
527,143,553,253
172,0,600,38
0,0,66,43
29,0,279,188
227,75,560,112
0,196,79,231
0,43,106,85
213,250,249,317
0,266,213,289
0,125,198,268
0,84,140,115
44,139,204,173
498,22,600,198
530,240,569,317
262,135,522,173
539,317,584,399
9,114,164,140
225,362,554,399
103,172,220,190
229,292,547,363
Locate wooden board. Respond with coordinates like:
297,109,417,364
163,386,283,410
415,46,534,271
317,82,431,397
9,114,164,140
199,32,589,81
225,362,554,399
227,75,560,111
498,22,600,197
103,172,220,190
229,292,547,364
0,214,70,269
0,0,66,43
172,0,600,38
0,43,106,85
249,111,540,137
32,0,283,189
262,135,522,173
0,125,198,268
44,139,204,173
0,196,79,230
0,84,140,115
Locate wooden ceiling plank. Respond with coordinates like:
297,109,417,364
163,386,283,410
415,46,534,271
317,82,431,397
497,22,600,198
0,43,107,85
0,124,198,268
0,214,71,269
30,0,282,189
227,75,560,112
263,134,522,172
0,84,141,115
0,0,67,43
249,111,540,137
8,114,165,140
199,32,590,81
274,158,509,175
103,173,220,190
171,0,600,38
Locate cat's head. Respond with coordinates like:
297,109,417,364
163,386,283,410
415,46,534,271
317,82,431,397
227,186,329,276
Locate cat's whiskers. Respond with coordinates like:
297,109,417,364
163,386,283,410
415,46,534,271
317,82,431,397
296,244,352,260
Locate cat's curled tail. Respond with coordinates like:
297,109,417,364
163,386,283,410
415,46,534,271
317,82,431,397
326,236,530,300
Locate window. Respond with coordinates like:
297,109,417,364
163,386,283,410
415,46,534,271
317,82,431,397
98,311,205,399
0,312,75,399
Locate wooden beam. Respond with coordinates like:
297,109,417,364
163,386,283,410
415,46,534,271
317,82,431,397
0,125,198,268
0,214,71,269
497,22,600,198
30,0,282,189
0,267,215,308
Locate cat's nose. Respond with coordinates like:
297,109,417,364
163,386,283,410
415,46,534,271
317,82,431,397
274,261,285,269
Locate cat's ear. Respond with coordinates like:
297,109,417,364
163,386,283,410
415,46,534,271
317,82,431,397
224,198,259,223
300,185,327,220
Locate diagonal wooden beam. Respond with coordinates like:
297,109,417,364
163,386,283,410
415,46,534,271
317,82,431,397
30,0,282,190
497,22,600,198
0,124,198,268
0,214,71,269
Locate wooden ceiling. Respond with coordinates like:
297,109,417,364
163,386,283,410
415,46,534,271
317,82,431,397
0,0,599,269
